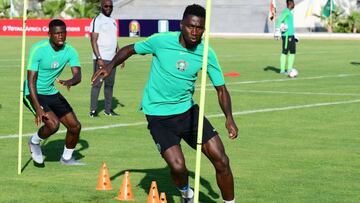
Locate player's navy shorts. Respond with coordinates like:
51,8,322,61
146,104,218,154
23,92,73,118
282,35,296,54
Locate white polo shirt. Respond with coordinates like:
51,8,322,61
90,13,118,60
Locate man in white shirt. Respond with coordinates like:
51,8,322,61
89,0,123,117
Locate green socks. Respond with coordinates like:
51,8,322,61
280,54,295,73
280,54,287,73
288,54,295,71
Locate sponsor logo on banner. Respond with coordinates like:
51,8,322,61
129,20,140,37
0,19,92,36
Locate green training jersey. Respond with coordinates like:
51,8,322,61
276,8,295,36
24,39,80,96
134,31,225,116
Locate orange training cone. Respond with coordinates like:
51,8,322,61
116,171,135,201
159,192,167,203
96,162,112,190
147,181,160,203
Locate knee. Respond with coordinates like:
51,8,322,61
215,154,231,173
69,122,81,134
47,119,60,133
169,158,187,175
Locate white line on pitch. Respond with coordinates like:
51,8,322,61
199,73,360,87
208,99,360,118
1,99,360,140
226,89,360,96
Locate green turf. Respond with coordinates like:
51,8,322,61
0,36,359,202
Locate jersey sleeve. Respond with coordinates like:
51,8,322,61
134,34,160,54
89,17,99,33
276,9,289,28
26,45,41,71
207,47,225,87
68,47,81,67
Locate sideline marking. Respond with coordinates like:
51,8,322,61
2,99,360,140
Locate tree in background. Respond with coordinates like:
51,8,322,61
21,0,100,19
42,0,66,18
0,0,10,18
65,0,99,18
348,11,360,33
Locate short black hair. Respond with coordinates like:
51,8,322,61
182,4,206,20
49,19,66,29
287,0,294,4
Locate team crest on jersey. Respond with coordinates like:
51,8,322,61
176,60,188,72
51,61,59,69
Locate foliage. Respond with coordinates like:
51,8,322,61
42,0,66,18
65,0,100,19
314,5,344,32
347,11,360,33
26,0,100,19
0,0,10,18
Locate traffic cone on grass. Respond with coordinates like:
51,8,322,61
96,162,112,190
147,181,159,203
116,171,135,201
159,192,167,203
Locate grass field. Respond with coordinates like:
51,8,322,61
0,36,359,203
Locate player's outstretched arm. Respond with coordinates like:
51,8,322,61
56,66,81,90
214,85,238,139
92,44,136,83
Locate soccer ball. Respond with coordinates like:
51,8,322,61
288,68,298,78
280,23,288,32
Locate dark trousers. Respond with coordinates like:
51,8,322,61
90,60,117,113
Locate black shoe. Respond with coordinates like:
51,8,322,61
104,110,119,116
89,110,98,117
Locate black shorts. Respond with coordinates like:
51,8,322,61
23,92,73,118
282,35,296,54
146,104,218,154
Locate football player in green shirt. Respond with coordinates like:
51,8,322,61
24,19,84,166
275,0,296,74
93,4,238,203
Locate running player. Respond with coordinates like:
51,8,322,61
92,4,238,203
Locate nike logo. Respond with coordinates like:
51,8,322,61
179,51,188,55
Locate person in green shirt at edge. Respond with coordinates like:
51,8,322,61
23,19,84,166
275,0,296,74
92,4,238,203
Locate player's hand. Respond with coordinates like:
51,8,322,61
274,28,281,40
97,59,105,68
295,35,299,43
35,107,48,127
225,118,238,139
56,78,71,91
91,65,111,84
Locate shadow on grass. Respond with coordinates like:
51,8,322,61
21,157,37,172
21,139,88,171
110,167,219,203
97,97,125,113
350,61,360,66
264,66,280,73
42,139,88,162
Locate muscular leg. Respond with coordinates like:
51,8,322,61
162,145,189,188
202,135,234,201
59,112,81,149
